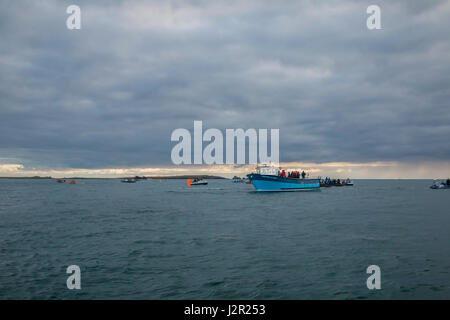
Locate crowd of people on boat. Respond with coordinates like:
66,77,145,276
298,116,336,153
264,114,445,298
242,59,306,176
279,170,307,179
321,177,353,186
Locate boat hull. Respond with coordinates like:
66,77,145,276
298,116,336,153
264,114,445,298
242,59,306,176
191,182,208,185
430,185,450,189
247,174,320,192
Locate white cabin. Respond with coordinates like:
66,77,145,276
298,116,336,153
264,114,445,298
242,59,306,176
256,164,280,176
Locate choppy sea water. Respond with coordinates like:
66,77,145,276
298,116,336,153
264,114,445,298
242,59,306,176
0,178,449,299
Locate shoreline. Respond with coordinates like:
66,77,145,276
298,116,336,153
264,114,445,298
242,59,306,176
0,175,227,180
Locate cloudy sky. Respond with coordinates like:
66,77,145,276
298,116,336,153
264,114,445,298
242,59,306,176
1,0,449,178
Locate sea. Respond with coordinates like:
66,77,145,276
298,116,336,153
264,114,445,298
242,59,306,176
0,178,449,299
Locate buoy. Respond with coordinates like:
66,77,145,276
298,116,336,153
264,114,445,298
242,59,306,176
69,180,76,184
158,179,161,182
187,179,191,186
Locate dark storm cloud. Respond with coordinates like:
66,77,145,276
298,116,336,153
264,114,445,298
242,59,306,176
0,0,449,168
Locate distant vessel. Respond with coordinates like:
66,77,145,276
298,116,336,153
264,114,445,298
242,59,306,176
232,176,245,183
320,178,353,187
344,179,354,186
247,164,320,192
121,178,136,183
430,179,450,189
190,178,208,186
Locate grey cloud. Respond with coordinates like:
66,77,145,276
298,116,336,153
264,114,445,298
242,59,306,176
0,0,449,169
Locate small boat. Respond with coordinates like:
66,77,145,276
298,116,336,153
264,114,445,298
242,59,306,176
190,178,208,185
232,176,245,183
68,180,76,184
56,179,66,183
328,179,345,186
344,179,354,186
121,178,136,183
247,164,320,192
430,179,450,189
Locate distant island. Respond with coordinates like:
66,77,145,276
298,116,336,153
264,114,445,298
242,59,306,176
146,175,226,180
0,175,227,180
0,176,52,179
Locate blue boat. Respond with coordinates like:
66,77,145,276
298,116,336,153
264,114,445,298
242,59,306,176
247,165,320,192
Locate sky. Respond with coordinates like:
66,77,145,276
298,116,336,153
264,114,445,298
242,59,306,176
1,0,449,178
